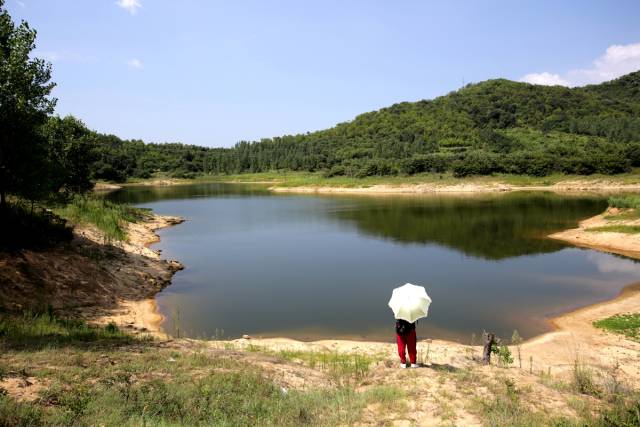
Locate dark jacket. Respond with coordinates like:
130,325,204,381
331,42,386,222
395,319,416,335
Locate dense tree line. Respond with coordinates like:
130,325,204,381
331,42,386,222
88,71,640,181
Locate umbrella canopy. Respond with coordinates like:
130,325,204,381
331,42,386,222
388,283,432,323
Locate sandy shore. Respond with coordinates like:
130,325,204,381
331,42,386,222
549,207,640,259
270,180,640,195
89,214,185,337
93,182,123,191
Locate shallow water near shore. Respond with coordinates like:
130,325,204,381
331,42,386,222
108,184,640,342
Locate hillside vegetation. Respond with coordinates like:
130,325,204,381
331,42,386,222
88,71,640,180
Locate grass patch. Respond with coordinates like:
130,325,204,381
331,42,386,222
54,196,150,242
594,313,640,342
0,312,137,351
245,345,378,384
608,195,640,210
587,225,640,234
604,195,640,220
605,210,640,220
592,395,640,426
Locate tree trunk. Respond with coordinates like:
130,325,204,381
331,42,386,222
0,187,6,214
482,332,496,365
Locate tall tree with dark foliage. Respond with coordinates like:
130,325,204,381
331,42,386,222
0,0,56,210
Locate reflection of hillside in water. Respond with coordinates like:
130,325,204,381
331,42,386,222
333,193,606,260
106,183,271,204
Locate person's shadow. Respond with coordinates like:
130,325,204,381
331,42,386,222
416,363,460,373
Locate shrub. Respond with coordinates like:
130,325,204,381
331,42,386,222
608,196,640,210
323,165,346,177
452,151,497,177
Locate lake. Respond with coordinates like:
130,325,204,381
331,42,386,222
108,184,640,342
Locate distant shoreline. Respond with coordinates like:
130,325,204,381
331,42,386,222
269,181,640,195
94,171,640,195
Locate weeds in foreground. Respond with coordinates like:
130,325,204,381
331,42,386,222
0,312,136,350
473,377,561,426
572,358,601,397
0,381,404,427
0,315,403,426
594,396,640,426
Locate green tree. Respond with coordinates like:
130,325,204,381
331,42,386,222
42,115,94,196
0,0,56,209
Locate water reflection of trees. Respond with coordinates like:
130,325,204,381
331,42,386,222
105,183,271,204
334,193,606,260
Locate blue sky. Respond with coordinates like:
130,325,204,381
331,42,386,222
7,0,640,147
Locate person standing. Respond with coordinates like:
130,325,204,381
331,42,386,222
396,319,418,368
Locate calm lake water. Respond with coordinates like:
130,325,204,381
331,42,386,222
108,184,640,342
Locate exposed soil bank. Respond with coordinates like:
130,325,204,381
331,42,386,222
270,180,640,194
0,213,184,338
549,207,640,259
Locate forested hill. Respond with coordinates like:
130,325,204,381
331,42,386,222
93,70,640,180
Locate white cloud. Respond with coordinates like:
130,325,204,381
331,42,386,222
126,58,143,69
521,41,640,87
521,72,569,86
116,0,142,15
16,1,26,8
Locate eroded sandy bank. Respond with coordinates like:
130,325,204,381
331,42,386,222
0,213,184,338
549,207,640,259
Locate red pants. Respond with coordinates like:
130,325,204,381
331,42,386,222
396,330,417,364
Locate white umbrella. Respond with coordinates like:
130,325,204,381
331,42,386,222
388,283,432,323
